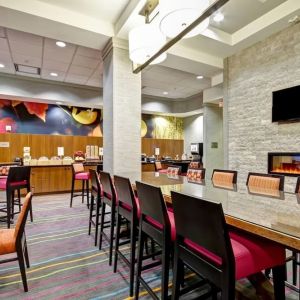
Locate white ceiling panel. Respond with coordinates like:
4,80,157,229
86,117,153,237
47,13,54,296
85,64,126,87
65,74,89,85
0,38,9,51
43,59,70,72
41,69,66,81
0,50,12,62
0,27,6,38
72,54,100,69
6,28,42,46
68,65,94,76
12,53,42,67
9,41,43,57
43,38,76,63
76,46,102,59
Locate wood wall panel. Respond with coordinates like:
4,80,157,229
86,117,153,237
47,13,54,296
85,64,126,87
0,134,183,162
141,138,184,158
0,133,103,162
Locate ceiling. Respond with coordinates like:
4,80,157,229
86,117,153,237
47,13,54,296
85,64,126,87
0,0,299,100
0,27,212,99
37,0,130,24
209,0,287,34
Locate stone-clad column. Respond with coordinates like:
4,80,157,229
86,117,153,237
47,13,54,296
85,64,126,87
102,38,141,181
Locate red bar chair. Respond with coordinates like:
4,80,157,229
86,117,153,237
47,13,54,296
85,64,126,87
134,181,176,300
70,163,90,208
98,171,117,266
171,191,286,300
0,192,32,292
0,166,32,228
113,175,141,297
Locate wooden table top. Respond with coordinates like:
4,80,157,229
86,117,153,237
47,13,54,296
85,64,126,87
139,172,300,251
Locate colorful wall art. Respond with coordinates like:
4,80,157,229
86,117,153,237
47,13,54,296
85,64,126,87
141,114,183,139
0,99,183,139
0,99,102,136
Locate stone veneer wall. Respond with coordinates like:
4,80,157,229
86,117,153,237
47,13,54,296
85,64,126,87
224,23,300,192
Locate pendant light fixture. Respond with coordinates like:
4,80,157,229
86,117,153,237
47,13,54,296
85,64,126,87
129,24,167,65
159,0,210,38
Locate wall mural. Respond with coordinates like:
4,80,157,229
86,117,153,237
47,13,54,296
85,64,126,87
0,99,102,136
0,99,183,139
141,114,183,139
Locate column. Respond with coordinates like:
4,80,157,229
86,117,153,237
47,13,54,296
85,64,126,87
203,103,224,178
102,38,141,182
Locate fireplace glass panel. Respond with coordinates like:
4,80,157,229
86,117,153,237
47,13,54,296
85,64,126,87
268,153,300,176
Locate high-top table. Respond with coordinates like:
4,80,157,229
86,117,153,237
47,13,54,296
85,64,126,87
139,172,300,251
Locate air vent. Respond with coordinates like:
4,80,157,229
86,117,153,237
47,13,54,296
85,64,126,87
14,64,41,75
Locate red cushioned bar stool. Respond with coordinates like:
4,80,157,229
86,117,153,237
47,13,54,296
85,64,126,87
171,191,287,300
98,171,117,266
135,181,176,300
113,175,141,297
0,166,32,228
70,163,90,208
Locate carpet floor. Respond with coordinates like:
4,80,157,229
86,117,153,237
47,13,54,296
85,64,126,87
0,193,298,299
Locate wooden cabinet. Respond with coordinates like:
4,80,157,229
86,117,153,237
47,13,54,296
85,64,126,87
30,165,97,194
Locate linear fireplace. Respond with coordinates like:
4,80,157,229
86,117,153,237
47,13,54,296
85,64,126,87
268,152,300,177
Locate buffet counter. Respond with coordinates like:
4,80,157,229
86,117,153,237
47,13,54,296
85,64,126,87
30,162,102,194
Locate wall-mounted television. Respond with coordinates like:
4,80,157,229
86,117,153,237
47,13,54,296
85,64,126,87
272,85,300,122
190,143,203,156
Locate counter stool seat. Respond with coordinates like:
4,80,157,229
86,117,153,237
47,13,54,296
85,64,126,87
184,231,286,280
70,163,90,208
75,172,90,180
119,196,141,218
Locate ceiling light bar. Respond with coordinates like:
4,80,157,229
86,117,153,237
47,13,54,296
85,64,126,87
133,0,229,74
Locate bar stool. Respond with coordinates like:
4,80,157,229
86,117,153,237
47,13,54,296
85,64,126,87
98,171,117,266
70,163,90,208
113,175,141,297
171,191,287,300
88,169,103,246
0,166,32,228
135,181,176,300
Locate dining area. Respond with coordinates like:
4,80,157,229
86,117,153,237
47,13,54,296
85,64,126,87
83,164,300,299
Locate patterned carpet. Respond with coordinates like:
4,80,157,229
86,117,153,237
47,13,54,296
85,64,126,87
0,193,298,299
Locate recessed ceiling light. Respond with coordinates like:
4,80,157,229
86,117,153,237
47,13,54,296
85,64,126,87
163,91,168,95
213,12,224,23
56,41,66,48
50,72,58,77
196,75,203,79
0,63,5,68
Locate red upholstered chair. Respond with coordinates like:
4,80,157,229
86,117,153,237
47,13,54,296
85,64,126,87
171,191,286,300
0,166,32,228
0,192,32,292
70,163,90,208
113,175,141,297
135,181,176,300
155,161,168,174
98,171,117,266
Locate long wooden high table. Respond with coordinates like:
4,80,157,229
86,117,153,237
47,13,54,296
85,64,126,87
139,172,300,251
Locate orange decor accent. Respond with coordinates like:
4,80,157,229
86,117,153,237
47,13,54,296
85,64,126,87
212,172,234,184
248,176,280,190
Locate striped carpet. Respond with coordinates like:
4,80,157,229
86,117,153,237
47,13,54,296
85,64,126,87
0,193,298,299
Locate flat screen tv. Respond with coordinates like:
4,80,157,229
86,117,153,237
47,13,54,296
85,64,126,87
272,85,300,122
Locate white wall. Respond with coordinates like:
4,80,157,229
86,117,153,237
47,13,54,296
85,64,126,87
183,114,203,155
